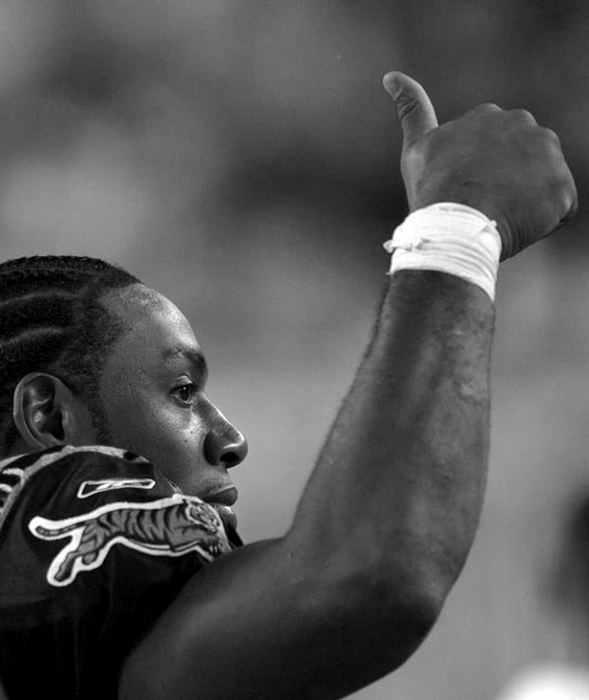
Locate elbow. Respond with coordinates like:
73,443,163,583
374,552,457,635
354,559,446,639
351,563,446,667
300,554,447,673
324,540,453,625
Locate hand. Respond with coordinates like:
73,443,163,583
383,71,578,260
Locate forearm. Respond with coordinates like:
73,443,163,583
288,269,494,605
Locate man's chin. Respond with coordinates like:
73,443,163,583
208,503,238,531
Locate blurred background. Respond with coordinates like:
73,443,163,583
2,0,589,697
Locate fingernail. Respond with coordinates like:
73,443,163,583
383,72,399,97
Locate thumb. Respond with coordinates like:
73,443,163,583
383,71,438,146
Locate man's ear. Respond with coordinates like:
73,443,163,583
12,373,92,451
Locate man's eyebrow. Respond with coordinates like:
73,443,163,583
162,347,209,379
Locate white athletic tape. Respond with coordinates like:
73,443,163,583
383,203,502,301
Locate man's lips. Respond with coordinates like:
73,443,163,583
203,485,238,506
203,486,238,530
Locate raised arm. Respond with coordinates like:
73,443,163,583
120,74,576,700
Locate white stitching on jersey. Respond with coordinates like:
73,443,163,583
0,446,149,529
76,478,156,499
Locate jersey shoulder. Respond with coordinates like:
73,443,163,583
0,445,231,587
0,445,232,699
0,445,162,524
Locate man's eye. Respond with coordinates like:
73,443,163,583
173,383,197,403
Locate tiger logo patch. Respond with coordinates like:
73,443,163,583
29,494,230,587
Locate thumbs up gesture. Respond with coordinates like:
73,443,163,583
383,72,577,260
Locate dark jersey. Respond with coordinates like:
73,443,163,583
0,445,238,699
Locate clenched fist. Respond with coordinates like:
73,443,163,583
383,72,577,260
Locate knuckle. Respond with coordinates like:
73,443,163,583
535,128,567,164
533,126,563,158
550,172,570,195
471,102,502,115
509,108,537,125
563,178,578,212
557,161,575,190
541,126,561,144
551,177,577,217
556,194,577,226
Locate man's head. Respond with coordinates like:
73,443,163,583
0,255,247,512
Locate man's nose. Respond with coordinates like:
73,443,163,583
203,406,248,468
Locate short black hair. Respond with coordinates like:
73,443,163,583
0,255,140,454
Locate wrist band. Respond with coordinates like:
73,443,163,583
383,203,502,301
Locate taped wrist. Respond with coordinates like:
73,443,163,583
383,203,502,301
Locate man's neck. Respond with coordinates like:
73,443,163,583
5,435,32,460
